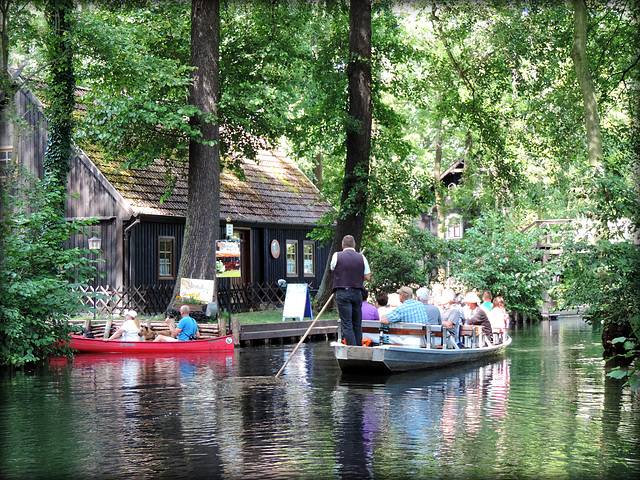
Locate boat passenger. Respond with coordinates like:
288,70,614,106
489,296,509,330
376,292,394,318
464,292,492,336
380,286,429,325
104,310,140,342
416,287,443,325
461,291,473,321
430,283,444,307
482,290,494,312
361,288,380,321
154,305,201,342
441,289,464,340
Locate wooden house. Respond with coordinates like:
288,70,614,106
419,157,467,239
3,88,333,310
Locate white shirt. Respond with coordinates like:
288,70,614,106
330,247,371,274
377,305,394,317
120,319,140,341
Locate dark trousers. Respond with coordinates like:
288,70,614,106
336,287,363,346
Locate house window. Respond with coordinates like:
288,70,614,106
303,241,315,276
286,240,298,276
158,236,175,279
0,147,11,182
446,215,463,239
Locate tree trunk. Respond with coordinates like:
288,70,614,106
43,0,75,218
1,0,11,104
570,0,603,168
172,0,220,303
434,94,444,238
315,0,372,307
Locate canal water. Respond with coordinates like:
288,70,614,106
1,314,639,479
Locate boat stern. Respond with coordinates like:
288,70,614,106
330,342,391,373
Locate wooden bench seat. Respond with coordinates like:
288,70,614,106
459,324,496,347
360,321,458,348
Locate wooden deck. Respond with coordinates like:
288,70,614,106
232,318,339,346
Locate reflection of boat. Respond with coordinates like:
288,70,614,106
331,321,511,374
69,334,234,353
49,350,234,368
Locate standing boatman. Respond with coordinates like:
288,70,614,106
331,235,371,346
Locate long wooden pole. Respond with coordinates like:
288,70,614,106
275,292,335,379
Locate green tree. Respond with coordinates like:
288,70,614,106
0,166,97,366
42,0,75,217
570,0,603,168
172,0,220,301
315,0,373,307
450,211,548,320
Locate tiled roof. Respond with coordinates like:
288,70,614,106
93,149,333,225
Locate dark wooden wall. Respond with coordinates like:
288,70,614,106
129,218,185,287
7,90,47,179
67,218,121,287
127,220,330,290
249,226,330,288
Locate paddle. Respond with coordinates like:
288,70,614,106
275,292,335,379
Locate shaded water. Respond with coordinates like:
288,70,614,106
1,315,639,479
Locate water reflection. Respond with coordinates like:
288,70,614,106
331,359,512,476
2,317,640,479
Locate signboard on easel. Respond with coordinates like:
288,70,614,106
179,278,214,303
282,284,313,322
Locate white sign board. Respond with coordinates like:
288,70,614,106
179,278,215,303
282,284,313,322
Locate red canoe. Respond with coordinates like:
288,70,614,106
69,334,234,353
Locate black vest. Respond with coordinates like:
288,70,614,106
332,249,365,290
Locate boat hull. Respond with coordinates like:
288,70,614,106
331,336,511,373
69,334,234,354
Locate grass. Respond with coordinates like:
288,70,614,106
225,308,339,324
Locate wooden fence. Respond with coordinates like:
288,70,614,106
75,282,294,316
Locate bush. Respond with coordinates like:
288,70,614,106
449,211,548,319
365,222,450,293
0,168,99,366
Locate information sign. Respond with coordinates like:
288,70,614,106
282,283,313,322
179,278,214,303
216,240,241,278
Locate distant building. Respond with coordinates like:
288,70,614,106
419,157,468,239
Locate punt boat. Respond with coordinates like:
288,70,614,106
330,320,511,374
69,334,234,353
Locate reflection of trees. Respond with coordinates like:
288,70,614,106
331,385,386,478
221,346,340,477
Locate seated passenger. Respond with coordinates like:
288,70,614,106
154,305,200,342
416,287,443,325
380,286,429,324
489,296,509,330
361,288,380,321
430,283,444,306
376,292,394,318
441,289,464,340
482,290,494,312
464,292,492,336
104,310,140,342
